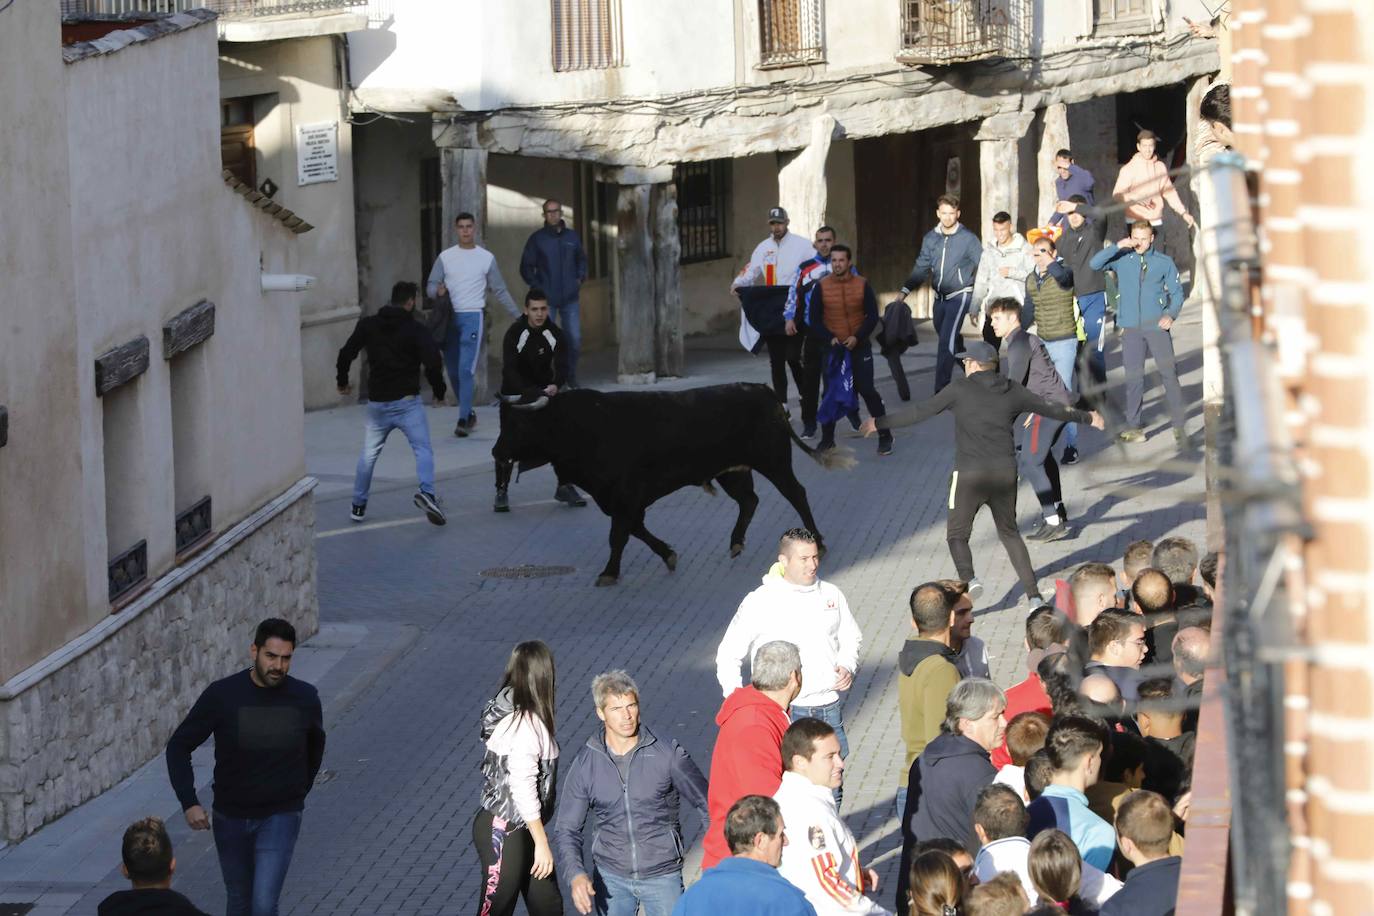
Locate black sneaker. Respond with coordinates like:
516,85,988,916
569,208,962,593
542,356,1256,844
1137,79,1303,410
555,484,587,507
414,490,446,526
877,432,894,456
350,503,366,523
454,419,469,438
493,488,510,513
1061,446,1080,465
801,423,818,441
847,410,861,431
467,411,478,429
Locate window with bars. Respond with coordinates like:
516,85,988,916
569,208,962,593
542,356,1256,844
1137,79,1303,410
675,161,730,264
551,0,623,72
759,0,824,67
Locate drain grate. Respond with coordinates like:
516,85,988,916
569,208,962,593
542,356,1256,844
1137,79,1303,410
480,565,576,580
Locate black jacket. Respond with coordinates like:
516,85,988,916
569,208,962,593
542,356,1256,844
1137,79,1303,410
336,305,446,403
501,316,569,400
1001,327,1071,405
1060,215,1109,296
878,369,1092,473
98,889,209,916
877,299,919,356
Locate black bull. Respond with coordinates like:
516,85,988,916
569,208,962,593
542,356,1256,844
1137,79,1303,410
492,383,853,585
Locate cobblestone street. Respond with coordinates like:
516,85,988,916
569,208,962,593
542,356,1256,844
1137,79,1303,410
13,317,1207,915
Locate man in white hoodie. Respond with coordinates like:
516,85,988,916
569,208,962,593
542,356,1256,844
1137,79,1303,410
716,528,862,805
774,719,889,915
971,212,1033,347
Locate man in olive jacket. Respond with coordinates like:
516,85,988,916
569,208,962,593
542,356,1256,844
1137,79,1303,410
896,582,962,821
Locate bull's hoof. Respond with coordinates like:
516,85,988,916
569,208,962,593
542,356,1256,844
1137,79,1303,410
595,575,618,587
664,552,678,572
729,543,744,558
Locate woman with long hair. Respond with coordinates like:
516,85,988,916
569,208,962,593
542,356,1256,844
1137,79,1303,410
1028,829,1097,914
472,641,562,916
908,849,966,916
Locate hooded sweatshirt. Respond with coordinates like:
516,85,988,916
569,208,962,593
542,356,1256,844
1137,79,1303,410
478,687,559,828
906,733,997,855
716,566,862,709
335,305,447,403
1112,153,1187,223
97,889,209,916
702,686,792,869
896,638,960,783
973,232,1034,311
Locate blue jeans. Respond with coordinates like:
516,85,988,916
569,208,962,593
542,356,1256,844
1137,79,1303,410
1068,292,1107,447
593,868,682,916
442,311,484,423
351,396,435,505
553,300,581,384
212,810,302,916
1042,336,1078,449
791,699,849,806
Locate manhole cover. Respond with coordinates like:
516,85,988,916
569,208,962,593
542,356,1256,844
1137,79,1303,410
480,565,576,580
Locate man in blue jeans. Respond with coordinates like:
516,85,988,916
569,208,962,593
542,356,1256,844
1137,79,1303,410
553,670,709,916
427,212,521,436
520,199,588,386
166,619,326,916
335,281,447,525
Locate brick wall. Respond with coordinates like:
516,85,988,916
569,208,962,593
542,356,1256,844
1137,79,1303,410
1230,1,1374,911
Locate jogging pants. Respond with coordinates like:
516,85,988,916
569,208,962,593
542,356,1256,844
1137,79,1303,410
1122,326,1187,430
471,810,562,916
1018,415,1066,515
764,334,806,410
798,335,824,426
932,291,973,393
946,468,1040,597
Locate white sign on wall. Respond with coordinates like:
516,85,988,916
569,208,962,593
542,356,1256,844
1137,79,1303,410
296,122,338,186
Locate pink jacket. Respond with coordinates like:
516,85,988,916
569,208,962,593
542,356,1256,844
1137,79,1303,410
1112,153,1186,222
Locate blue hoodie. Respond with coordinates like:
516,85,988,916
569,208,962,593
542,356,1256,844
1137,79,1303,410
1089,244,1184,329
672,856,818,916
1048,163,1096,226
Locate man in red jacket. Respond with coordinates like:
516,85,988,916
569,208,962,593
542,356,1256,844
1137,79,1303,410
992,607,1065,768
701,640,803,869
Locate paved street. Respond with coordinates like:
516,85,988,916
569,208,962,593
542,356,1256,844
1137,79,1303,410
2,315,1206,915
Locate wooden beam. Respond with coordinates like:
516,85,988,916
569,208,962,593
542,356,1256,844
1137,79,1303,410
94,336,150,397
162,300,216,359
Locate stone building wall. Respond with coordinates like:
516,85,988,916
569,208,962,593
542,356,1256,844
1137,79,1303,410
0,483,318,842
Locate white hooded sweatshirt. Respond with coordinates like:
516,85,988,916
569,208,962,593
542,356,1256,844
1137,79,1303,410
775,772,890,915
974,835,1122,905
972,231,1034,312
716,565,862,708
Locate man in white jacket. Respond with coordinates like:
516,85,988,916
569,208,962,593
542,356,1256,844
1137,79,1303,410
774,718,889,915
716,528,862,805
971,212,1034,347
732,207,818,408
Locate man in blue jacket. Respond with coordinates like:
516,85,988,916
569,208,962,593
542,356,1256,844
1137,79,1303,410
520,199,588,386
1090,221,1188,446
896,195,983,394
554,670,709,916
672,796,817,916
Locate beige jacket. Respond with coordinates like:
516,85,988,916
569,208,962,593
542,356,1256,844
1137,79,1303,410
1112,153,1187,222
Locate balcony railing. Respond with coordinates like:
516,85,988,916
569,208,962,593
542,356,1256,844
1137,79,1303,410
758,0,824,68
896,0,1029,65
64,0,367,18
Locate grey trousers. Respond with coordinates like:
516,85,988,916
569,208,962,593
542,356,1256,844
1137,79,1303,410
1122,326,1187,429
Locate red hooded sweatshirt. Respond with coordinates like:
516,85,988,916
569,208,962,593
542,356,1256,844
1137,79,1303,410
700,686,791,869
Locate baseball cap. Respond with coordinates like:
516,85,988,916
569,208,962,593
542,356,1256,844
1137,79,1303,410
962,341,999,364
767,207,788,223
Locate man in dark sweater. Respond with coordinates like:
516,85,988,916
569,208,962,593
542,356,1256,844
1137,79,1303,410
166,619,325,916
861,342,1104,607
493,287,587,512
336,280,448,525
98,817,209,915
1100,790,1183,916
1053,195,1110,464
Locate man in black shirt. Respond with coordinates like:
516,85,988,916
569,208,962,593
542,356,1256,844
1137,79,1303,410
98,817,209,915
166,619,325,916
336,280,448,526
861,342,1103,607
492,288,588,512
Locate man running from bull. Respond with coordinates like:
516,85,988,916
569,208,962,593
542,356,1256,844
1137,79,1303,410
492,288,588,513
860,342,1104,609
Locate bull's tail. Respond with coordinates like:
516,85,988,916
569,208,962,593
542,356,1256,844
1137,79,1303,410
784,411,858,471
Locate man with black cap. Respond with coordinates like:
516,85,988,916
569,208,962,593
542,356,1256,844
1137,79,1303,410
861,341,1104,608
733,207,817,416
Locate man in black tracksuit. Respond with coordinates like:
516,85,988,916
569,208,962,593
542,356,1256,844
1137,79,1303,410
862,341,1103,605
492,287,587,512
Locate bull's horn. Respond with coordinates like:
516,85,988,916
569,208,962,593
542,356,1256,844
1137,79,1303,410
499,394,525,403
509,396,550,411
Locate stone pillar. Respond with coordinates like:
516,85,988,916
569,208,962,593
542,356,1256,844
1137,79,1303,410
777,114,837,238
973,112,1034,241
436,132,492,403
602,166,680,384
1037,103,1071,224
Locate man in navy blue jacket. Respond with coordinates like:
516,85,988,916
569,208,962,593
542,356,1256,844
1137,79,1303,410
1100,790,1183,916
554,670,709,916
520,199,588,385
672,796,816,916
895,195,983,394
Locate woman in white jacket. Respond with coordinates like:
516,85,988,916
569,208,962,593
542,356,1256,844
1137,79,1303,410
473,641,562,916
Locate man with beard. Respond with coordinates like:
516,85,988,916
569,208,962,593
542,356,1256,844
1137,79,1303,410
166,619,325,916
